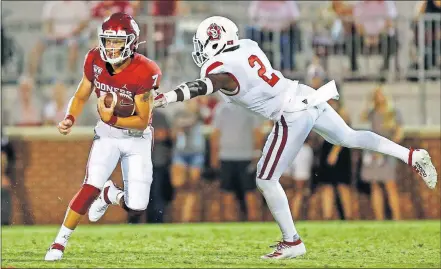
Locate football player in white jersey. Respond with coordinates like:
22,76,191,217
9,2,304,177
154,16,438,259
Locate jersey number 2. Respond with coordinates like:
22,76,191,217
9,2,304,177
248,55,280,87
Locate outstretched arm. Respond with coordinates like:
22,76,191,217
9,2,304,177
154,73,237,107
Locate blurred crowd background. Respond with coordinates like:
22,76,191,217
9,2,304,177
1,0,440,225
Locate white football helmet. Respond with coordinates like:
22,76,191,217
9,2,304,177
192,16,239,67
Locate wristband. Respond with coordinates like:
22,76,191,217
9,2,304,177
65,114,75,125
106,115,118,126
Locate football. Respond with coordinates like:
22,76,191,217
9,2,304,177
104,92,135,117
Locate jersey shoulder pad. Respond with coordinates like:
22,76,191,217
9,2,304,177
133,54,162,94
85,47,100,62
83,47,101,81
134,54,161,74
135,53,160,70
200,53,240,78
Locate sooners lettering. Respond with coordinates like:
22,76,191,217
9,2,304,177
94,80,133,96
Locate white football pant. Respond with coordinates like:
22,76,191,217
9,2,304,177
84,124,153,211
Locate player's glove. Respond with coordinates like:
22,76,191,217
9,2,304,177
153,91,168,108
152,89,161,99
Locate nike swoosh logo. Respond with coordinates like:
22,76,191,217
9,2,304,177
120,101,133,106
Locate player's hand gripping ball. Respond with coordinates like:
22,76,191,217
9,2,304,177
103,92,135,117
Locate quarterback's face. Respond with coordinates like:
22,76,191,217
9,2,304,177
104,37,126,59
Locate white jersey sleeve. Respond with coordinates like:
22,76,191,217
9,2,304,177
199,39,294,121
200,51,247,104
200,52,247,97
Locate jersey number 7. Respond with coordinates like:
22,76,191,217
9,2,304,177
248,55,280,87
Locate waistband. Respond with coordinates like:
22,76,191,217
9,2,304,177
95,120,152,138
282,80,340,114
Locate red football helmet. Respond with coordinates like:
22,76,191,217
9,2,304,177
98,12,140,65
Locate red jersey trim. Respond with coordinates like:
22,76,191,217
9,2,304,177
205,61,240,96
205,61,223,76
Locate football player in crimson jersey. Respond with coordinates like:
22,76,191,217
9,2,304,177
45,13,161,261
154,16,438,259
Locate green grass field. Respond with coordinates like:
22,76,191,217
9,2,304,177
2,221,440,268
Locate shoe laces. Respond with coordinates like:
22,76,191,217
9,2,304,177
269,241,289,251
413,163,425,177
413,157,432,179
97,197,108,212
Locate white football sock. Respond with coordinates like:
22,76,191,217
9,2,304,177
54,225,73,247
257,179,299,242
313,105,410,163
345,130,409,163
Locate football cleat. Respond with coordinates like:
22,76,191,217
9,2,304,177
88,180,118,222
409,148,438,189
44,243,64,261
261,239,306,259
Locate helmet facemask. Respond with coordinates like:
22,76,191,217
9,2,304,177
192,36,209,68
98,33,137,65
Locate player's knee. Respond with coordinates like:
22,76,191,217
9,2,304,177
69,184,101,215
256,178,278,194
84,179,105,190
124,198,149,212
84,171,110,190
123,203,145,216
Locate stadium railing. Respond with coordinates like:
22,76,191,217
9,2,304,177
1,14,439,83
